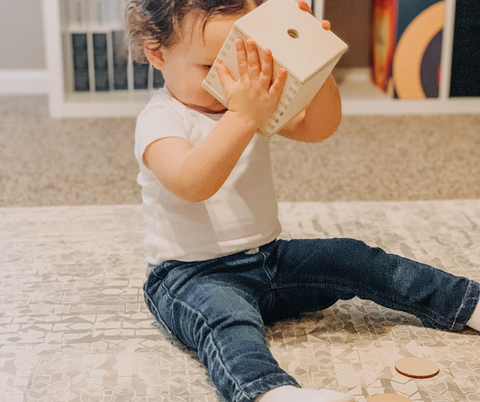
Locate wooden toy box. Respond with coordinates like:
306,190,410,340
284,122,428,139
202,0,348,137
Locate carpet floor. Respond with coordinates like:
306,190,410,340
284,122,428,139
1,95,479,206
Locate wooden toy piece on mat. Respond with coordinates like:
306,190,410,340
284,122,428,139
368,394,412,402
395,356,440,378
202,0,348,138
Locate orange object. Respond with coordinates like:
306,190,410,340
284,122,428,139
371,0,397,92
395,356,440,378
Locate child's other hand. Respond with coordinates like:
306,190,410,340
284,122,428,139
215,39,287,130
297,0,331,30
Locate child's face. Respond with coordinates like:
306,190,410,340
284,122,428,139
157,11,246,113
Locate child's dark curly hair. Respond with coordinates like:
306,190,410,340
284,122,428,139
125,0,264,63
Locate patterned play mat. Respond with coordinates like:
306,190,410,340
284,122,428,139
1,200,479,402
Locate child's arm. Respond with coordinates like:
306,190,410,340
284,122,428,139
276,1,341,143
276,74,342,143
144,39,287,203
144,111,257,202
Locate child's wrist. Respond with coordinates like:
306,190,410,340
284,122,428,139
226,110,259,133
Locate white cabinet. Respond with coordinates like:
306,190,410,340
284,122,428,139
42,0,155,117
42,0,480,118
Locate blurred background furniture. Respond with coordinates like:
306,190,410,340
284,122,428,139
40,0,480,117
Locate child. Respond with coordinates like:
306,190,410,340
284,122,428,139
126,1,480,401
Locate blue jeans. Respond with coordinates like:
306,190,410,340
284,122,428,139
143,238,480,402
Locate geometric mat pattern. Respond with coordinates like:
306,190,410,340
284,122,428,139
1,200,480,402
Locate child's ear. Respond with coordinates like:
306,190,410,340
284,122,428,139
143,41,165,70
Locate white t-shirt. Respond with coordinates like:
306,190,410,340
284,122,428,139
135,87,281,265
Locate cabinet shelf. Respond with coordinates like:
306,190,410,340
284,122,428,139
51,67,480,118
335,67,480,115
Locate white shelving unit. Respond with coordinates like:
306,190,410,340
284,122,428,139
42,0,480,118
315,0,480,115
43,0,153,117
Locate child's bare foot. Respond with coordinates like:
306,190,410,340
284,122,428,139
467,299,480,331
256,385,355,402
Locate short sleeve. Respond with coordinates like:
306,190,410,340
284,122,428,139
134,99,191,169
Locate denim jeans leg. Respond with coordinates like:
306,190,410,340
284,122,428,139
144,255,300,402
265,238,480,331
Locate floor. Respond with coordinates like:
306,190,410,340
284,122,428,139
2,200,480,401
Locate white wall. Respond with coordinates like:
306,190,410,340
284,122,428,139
0,0,47,93
0,0,45,69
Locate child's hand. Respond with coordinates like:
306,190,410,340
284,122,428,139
215,39,287,130
297,0,331,30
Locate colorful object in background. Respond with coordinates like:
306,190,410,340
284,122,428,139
371,0,397,94
371,0,445,99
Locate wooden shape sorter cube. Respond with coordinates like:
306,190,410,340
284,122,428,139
202,0,348,137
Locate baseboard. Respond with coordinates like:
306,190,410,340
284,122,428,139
0,69,48,94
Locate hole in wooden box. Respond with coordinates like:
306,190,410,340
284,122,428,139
287,29,300,39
